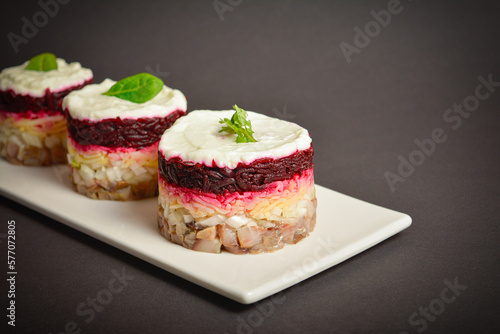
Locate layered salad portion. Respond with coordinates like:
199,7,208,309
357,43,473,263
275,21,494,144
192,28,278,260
158,106,316,254
63,73,187,200
0,53,93,165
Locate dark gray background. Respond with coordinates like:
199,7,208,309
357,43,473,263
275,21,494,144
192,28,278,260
1,0,499,333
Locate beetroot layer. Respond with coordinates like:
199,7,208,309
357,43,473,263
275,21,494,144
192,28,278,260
66,109,186,149
0,79,93,112
158,145,314,194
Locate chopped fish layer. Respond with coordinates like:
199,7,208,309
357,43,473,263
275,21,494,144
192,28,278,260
157,169,317,254
67,138,158,200
0,111,67,165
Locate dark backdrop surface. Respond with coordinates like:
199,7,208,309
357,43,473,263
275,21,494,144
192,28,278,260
1,1,499,333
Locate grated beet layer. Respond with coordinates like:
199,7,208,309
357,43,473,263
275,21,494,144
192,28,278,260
158,145,313,194
0,79,93,112
66,109,186,149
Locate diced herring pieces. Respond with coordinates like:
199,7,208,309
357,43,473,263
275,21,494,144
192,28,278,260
192,239,222,253
196,226,216,240
237,225,266,248
217,224,239,248
157,194,318,254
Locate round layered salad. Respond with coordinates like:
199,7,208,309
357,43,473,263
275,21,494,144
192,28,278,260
0,57,93,165
157,109,316,254
63,78,187,201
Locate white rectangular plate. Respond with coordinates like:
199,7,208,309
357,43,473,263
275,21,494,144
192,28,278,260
0,160,411,304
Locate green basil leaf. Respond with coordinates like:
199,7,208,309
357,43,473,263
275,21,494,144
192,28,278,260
102,73,164,104
25,53,58,72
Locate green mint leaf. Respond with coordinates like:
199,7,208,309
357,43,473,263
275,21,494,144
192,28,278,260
25,53,58,72
219,105,257,143
102,73,164,104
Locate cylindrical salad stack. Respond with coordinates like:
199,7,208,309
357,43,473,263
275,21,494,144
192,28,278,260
157,109,316,254
0,55,92,165
63,77,187,201
1,55,319,255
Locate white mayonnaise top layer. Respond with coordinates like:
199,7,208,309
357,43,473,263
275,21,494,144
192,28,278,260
63,78,187,121
0,58,93,97
159,110,312,168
